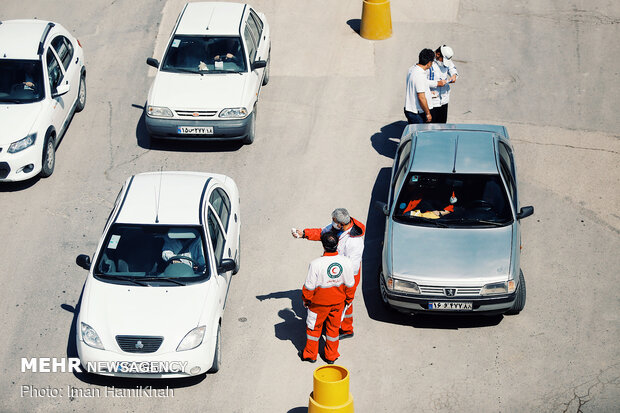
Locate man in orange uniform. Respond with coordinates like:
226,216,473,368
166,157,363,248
293,208,364,339
301,231,356,364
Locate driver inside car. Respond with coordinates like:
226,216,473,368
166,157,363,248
162,229,206,271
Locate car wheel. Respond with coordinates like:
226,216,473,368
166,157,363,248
505,270,526,315
378,267,393,311
242,109,256,145
39,135,56,178
262,54,270,86
75,75,86,112
207,324,222,373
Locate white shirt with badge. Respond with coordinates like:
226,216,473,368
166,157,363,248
405,64,434,113
427,60,458,107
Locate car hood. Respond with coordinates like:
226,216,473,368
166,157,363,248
82,279,209,342
149,71,249,109
0,102,43,145
390,222,513,285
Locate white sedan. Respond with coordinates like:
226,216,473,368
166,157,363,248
145,2,271,144
75,171,240,377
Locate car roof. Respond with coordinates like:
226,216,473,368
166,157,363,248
0,20,52,60
115,172,220,226
175,2,247,36
406,125,504,174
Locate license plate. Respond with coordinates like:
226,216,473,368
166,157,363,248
177,126,213,135
428,301,473,310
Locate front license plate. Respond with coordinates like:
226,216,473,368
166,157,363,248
177,126,213,135
428,301,473,310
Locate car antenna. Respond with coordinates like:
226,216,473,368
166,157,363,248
452,135,459,173
205,7,215,30
155,167,163,223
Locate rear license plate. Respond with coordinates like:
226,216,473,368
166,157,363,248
177,126,213,135
428,301,473,310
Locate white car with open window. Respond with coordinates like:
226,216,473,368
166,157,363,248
75,171,240,377
145,2,270,144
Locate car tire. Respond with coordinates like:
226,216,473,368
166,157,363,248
242,109,256,145
207,324,222,373
39,134,56,178
506,270,526,315
262,54,270,86
378,266,394,311
75,75,86,112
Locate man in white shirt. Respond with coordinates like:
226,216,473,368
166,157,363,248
428,45,459,123
404,48,446,124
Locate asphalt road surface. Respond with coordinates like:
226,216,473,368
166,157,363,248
0,1,618,412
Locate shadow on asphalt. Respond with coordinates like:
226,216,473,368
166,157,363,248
346,19,361,34
256,289,307,354
370,120,406,159
134,106,244,153
62,287,206,389
360,154,504,329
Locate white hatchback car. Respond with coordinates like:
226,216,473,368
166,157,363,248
75,171,241,377
145,2,270,144
0,19,86,182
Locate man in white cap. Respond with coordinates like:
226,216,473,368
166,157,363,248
428,45,459,123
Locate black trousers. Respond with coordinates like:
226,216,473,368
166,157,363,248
404,109,425,124
430,104,448,123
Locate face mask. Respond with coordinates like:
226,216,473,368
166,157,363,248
437,59,445,68
332,222,342,230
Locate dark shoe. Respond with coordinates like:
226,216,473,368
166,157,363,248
325,358,338,365
339,331,354,340
299,352,316,363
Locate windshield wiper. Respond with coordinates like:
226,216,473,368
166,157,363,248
444,218,505,227
0,98,25,104
97,274,148,286
141,277,186,286
169,67,200,74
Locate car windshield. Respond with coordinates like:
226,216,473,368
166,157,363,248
161,35,246,73
0,59,45,103
393,172,513,226
94,224,209,285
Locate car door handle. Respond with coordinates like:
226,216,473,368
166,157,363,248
228,248,232,257
75,57,79,64
234,214,237,223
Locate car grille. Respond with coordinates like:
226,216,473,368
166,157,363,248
419,286,482,297
175,110,217,118
0,162,10,179
116,336,163,353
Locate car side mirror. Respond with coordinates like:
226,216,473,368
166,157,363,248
252,60,267,70
375,201,389,216
146,57,160,68
76,254,91,270
53,81,70,98
218,259,236,274
516,206,534,220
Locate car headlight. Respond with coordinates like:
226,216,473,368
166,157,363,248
481,280,516,296
391,278,420,294
147,105,173,117
8,133,37,153
80,322,105,350
176,325,206,351
219,107,248,118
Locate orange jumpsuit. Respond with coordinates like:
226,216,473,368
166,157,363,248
302,252,356,362
303,217,365,334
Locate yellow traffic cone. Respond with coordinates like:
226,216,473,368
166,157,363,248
360,0,392,40
308,365,354,412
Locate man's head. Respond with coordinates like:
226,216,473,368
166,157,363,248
435,45,454,67
418,48,435,69
321,231,339,253
331,208,351,230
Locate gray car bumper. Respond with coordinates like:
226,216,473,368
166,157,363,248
145,115,252,141
386,291,516,315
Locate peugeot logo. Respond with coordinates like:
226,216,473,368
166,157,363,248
445,288,456,297
135,340,144,349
